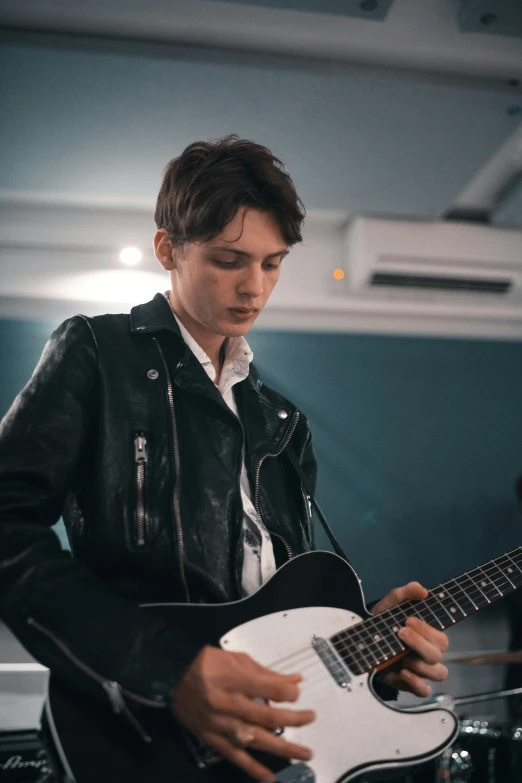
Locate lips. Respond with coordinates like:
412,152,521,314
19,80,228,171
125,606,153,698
229,308,258,315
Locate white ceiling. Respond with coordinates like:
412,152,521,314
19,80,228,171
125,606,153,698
1,0,521,82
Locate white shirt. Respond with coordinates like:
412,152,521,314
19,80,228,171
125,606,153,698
164,295,277,596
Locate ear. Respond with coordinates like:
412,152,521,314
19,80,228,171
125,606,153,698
154,229,177,271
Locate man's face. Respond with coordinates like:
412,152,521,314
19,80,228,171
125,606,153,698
156,207,289,339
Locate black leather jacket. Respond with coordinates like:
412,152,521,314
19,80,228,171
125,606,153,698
0,294,316,716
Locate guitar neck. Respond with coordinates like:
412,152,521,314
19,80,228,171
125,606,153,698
330,545,522,676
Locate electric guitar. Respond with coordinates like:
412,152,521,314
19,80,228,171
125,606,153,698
44,547,522,783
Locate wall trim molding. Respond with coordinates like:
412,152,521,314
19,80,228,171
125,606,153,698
2,296,522,342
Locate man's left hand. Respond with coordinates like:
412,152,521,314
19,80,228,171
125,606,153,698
371,581,449,697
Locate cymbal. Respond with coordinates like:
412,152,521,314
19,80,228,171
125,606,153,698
446,650,522,665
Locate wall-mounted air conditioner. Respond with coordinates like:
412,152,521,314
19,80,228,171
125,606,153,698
344,217,522,299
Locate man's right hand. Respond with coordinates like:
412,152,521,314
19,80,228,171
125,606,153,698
170,645,316,781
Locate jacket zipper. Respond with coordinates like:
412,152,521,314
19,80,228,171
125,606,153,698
153,339,190,603
253,411,300,561
27,617,164,742
134,433,147,547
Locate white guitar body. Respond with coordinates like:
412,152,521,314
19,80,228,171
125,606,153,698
221,606,458,783
47,549,522,783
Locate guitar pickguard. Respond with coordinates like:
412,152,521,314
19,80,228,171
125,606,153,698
221,605,458,783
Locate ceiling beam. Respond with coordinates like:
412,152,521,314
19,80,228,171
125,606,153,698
0,0,521,84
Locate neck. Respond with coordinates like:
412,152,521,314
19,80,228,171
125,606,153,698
330,546,522,676
167,292,226,375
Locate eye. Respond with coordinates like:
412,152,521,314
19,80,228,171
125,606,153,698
212,259,238,268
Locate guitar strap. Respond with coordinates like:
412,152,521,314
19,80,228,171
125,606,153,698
285,445,350,563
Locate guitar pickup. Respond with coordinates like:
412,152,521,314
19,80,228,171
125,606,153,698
312,635,352,689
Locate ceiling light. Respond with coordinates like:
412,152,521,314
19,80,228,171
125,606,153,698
120,246,142,265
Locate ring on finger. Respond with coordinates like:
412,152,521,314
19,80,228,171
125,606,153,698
229,722,256,747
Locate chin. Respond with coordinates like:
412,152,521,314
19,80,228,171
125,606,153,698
221,323,253,338
217,313,259,337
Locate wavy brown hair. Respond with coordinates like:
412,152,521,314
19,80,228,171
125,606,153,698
154,135,305,248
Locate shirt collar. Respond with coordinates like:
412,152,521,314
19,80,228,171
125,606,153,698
163,292,253,384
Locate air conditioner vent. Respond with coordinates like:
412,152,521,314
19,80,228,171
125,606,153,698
370,272,512,295
344,217,522,304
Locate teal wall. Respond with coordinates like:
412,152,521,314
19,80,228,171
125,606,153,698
2,317,522,601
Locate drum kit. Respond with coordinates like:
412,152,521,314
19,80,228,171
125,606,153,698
410,650,522,783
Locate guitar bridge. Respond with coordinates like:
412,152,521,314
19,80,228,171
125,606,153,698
312,635,351,689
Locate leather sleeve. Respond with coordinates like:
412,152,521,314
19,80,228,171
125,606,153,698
0,317,202,717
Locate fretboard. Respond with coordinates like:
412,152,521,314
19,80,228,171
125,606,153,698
330,545,522,676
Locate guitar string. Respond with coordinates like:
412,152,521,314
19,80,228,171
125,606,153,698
267,549,518,673
260,550,522,680
331,552,522,671
269,558,522,679
271,555,522,676
213,554,522,713
256,547,522,674
233,572,522,709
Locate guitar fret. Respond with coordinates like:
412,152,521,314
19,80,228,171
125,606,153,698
458,574,491,605
414,598,446,629
332,612,406,674
344,629,381,666
487,558,516,581
434,589,467,622
470,566,503,599
496,555,522,591
348,616,401,662
386,601,421,628
491,552,522,576
332,626,379,673
487,562,515,591
503,552,522,578
342,641,372,674
443,580,476,614
389,599,446,630
426,593,458,624
365,615,404,659
329,546,522,675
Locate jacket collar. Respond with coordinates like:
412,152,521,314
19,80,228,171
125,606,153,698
130,294,296,451
130,293,185,338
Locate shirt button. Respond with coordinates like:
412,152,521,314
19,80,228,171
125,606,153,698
147,369,159,380
278,410,288,419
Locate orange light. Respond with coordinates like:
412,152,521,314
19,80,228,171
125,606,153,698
333,268,345,281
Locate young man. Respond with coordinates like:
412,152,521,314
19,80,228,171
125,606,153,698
0,136,448,782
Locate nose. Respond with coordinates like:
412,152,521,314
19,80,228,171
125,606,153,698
238,263,264,300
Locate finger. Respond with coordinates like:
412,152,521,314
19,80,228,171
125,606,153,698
216,692,316,732
247,725,313,763
400,657,449,683
382,669,432,698
396,582,429,603
238,670,304,704
249,657,303,685
403,617,449,652
399,668,432,698
373,582,428,613
204,732,276,782
210,716,313,763
223,653,303,701
398,624,444,665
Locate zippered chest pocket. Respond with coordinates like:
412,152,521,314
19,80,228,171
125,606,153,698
132,431,149,547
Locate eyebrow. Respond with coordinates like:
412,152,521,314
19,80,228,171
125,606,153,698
208,245,289,260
